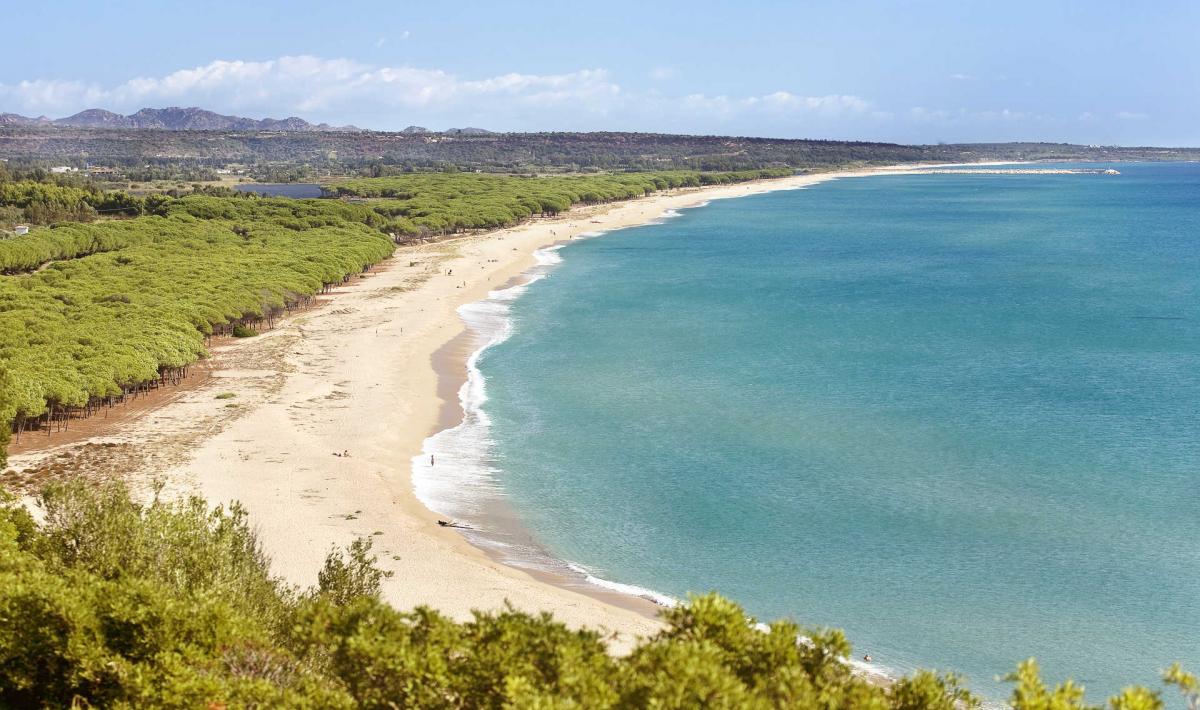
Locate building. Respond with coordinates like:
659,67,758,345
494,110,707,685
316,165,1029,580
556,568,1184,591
15,225,30,235
50,166,78,174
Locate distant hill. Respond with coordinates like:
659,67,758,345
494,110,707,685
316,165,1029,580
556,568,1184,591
0,106,362,132
57,109,133,128
0,112,49,127
1,121,1196,172
0,107,498,135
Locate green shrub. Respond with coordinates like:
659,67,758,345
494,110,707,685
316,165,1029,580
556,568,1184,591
0,480,1192,708
231,324,258,338
316,537,392,606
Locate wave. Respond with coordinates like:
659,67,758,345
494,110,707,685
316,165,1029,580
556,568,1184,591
411,216,681,588
410,272,546,518
411,239,579,522
566,562,680,608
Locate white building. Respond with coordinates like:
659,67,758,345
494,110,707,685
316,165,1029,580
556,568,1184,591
50,166,78,174
15,225,30,235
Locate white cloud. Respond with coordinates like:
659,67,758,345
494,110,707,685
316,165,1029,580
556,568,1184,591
679,91,873,119
0,55,879,134
1,79,107,114
974,108,1039,122
910,106,954,122
909,106,1044,124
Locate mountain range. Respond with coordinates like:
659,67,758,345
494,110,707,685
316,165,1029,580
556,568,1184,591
0,107,363,132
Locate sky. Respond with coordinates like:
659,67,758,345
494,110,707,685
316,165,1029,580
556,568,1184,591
2,0,1197,145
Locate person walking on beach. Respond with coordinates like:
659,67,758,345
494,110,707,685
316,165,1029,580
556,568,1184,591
430,454,435,466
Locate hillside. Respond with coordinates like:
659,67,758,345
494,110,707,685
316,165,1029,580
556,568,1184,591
4,125,1198,173
0,106,359,132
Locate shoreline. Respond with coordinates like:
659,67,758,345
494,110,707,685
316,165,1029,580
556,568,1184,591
410,169,913,678
399,165,942,629
4,164,945,654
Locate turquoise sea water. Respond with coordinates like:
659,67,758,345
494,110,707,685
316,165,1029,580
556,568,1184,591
433,164,1200,701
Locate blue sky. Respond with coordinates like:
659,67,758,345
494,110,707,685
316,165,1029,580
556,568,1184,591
2,0,1197,144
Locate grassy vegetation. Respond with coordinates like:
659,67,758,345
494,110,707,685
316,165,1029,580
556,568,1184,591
0,481,1193,708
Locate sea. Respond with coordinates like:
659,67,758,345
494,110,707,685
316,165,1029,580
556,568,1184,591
413,162,1200,702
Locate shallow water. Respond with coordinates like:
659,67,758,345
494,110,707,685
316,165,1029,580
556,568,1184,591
426,164,1200,701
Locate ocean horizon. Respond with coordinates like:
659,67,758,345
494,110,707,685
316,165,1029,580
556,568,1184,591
414,162,1200,702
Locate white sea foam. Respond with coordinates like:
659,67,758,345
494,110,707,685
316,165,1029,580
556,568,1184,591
413,201,800,617
411,273,544,518
565,563,680,608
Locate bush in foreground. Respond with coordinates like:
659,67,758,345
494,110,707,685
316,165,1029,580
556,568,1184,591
0,481,1194,708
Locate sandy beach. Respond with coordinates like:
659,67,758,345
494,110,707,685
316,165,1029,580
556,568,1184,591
7,166,919,648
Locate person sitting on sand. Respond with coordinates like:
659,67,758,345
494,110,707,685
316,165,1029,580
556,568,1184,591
863,654,873,662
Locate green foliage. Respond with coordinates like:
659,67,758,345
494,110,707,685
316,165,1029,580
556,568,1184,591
0,179,165,227
1005,658,1094,710
0,481,1190,708
316,537,392,606
0,481,350,708
1164,663,1198,710
621,594,891,709
889,670,977,710
1000,659,1200,710
0,199,394,450
33,480,293,632
0,218,156,273
231,323,258,338
0,366,10,470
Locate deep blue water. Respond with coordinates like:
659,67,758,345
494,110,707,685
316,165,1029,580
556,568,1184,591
478,164,1200,701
